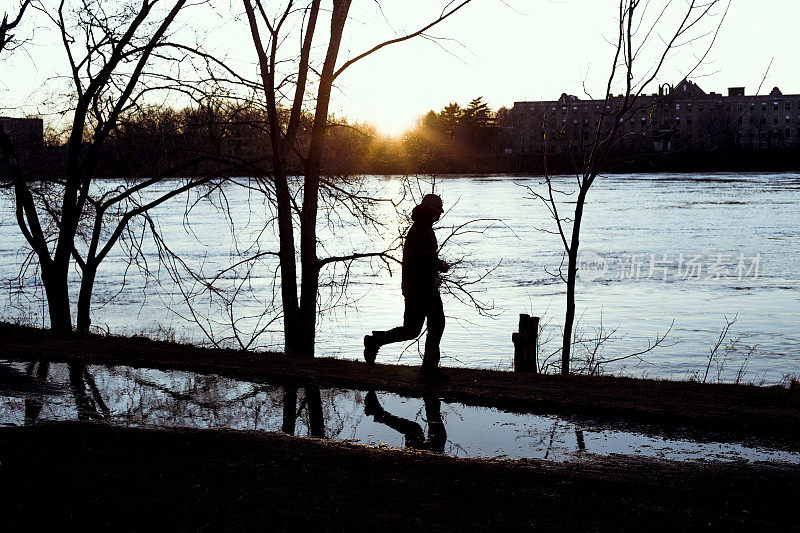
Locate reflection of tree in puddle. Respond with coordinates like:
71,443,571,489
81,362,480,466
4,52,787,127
81,367,366,440
515,418,584,460
282,386,323,438
24,361,50,425
69,362,109,421
101,368,286,429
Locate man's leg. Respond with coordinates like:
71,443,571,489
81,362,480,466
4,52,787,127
421,291,445,373
424,396,446,453
364,391,425,449
364,296,425,364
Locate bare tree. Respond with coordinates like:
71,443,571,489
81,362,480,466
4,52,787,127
0,0,32,54
528,0,729,374
5,0,240,333
241,0,474,357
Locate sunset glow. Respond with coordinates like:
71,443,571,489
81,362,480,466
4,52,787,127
3,1,800,136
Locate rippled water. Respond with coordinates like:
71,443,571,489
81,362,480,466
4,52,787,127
1,173,799,383
2,360,796,463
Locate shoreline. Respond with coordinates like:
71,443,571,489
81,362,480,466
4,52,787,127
2,322,798,444
3,321,800,529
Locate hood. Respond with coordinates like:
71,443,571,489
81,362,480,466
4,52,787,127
411,203,435,225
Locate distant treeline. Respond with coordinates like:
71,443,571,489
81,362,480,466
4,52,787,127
13,97,512,178
17,97,800,179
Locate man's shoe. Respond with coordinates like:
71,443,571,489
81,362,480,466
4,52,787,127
363,335,378,366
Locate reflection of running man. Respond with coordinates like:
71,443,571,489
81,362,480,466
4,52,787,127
364,391,445,453
363,194,450,380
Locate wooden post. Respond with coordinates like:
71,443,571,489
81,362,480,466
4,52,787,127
513,313,539,373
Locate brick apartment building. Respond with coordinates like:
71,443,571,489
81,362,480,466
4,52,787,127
510,80,800,157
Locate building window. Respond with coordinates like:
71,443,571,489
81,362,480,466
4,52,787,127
786,102,791,110
762,102,767,111
749,103,755,111
786,128,792,138
737,102,742,112
675,104,680,110
774,117,779,124
687,103,692,111
787,115,791,124
698,104,704,112
773,101,779,110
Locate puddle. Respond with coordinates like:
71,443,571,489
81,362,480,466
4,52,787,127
1,359,798,464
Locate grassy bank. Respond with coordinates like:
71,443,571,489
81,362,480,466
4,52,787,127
1,322,798,444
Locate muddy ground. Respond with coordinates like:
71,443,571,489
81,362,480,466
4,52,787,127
1,322,800,530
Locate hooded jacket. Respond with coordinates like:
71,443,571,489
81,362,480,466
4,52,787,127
401,204,444,296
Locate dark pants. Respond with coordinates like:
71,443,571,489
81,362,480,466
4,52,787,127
374,290,445,370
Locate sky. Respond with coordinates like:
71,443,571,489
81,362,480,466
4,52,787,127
2,0,799,137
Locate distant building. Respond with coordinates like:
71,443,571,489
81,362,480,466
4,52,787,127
510,80,800,157
0,116,44,150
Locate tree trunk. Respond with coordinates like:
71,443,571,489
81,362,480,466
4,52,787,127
561,185,588,375
41,262,72,333
297,170,320,357
274,171,303,356
561,249,577,375
76,266,97,334
294,0,351,359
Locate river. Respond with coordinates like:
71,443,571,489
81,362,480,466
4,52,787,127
1,173,799,384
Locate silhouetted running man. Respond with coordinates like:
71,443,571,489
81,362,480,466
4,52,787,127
363,194,450,379
363,391,445,453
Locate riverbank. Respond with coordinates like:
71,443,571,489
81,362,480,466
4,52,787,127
3,322,800,530
2,322,799,444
